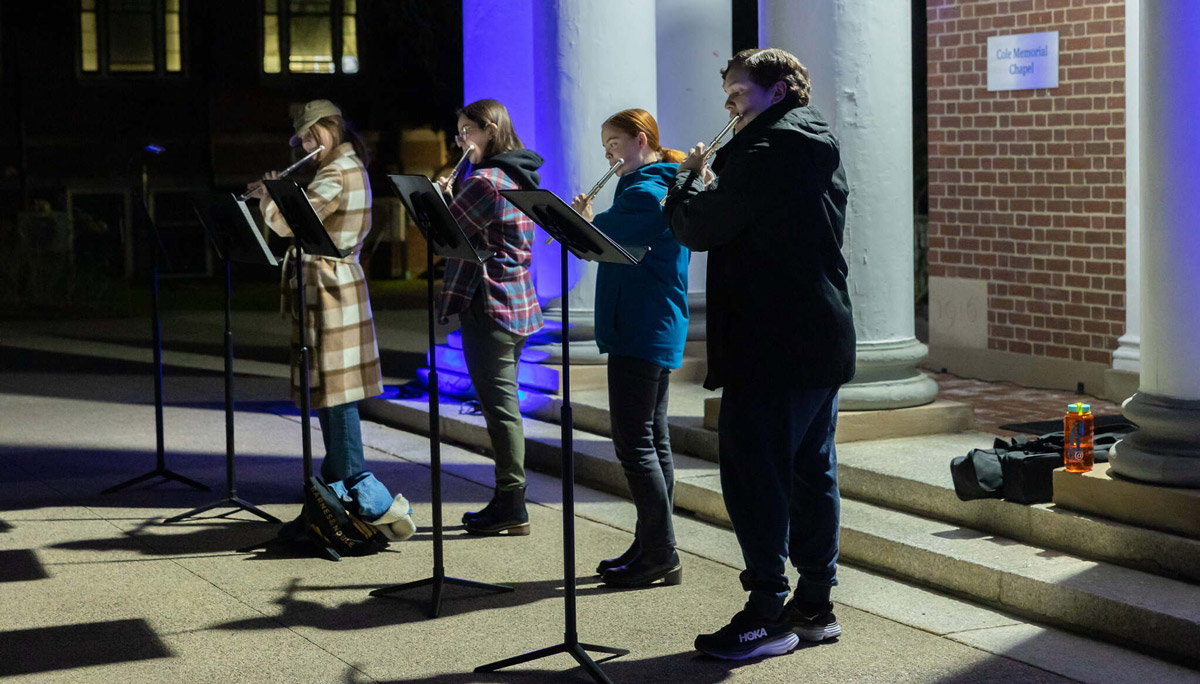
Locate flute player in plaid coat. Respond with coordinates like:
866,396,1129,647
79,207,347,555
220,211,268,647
435,99,544,536
246,99,414,542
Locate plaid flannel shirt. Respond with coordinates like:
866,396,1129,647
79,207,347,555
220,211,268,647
438,168,543,337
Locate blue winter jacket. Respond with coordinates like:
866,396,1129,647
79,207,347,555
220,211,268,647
591,162,690,369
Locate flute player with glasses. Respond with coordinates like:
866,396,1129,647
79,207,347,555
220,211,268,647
570,108,690,588
434,99,545,537
245,99,415,543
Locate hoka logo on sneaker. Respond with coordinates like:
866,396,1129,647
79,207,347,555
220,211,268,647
739,628,767,643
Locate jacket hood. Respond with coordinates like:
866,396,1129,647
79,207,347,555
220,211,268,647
476,149,544,189
714,99,841,174
617,161,678,190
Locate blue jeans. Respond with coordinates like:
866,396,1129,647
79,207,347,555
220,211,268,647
318,401,365,483
607,355,675,552
718,384,841,618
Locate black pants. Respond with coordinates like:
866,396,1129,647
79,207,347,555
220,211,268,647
607,355,675,552
719,384,841,618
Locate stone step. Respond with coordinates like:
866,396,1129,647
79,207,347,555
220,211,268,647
702,394,975,439
361,394,1200,666
524,393,975,464
838,498,1200,667
367,392,1200,586
834,432,1200,585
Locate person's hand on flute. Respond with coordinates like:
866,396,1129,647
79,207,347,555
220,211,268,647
570,193,594,222
244,170,280,201
434,174,454,197
678,142,708,177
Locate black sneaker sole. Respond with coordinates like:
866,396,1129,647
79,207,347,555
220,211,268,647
696,631,799,660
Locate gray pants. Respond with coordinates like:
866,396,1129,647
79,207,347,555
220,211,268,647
459,296,529,491
607,354,676,551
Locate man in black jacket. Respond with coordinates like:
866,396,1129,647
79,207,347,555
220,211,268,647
665,48,855,660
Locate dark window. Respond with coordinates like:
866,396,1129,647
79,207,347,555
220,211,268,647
263,0,358,75
79,0,185,77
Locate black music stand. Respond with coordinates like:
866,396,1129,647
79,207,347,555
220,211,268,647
163,194,282,524
367,174,514,617
474,189,645,684
101,196,210,495
237,181,347,561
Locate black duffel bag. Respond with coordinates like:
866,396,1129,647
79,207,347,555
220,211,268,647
951,423,1136,504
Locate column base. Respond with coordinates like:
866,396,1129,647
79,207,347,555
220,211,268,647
840,338,939,411
1112,333,1141,373
1109,392,1200,487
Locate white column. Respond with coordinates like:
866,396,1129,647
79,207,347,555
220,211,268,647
463,0,659,364
655,0,732,341
760,0,937,409
1113,0,1141,374
1110,0,1200,486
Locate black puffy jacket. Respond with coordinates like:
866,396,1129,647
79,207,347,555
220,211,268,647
665,98,855,390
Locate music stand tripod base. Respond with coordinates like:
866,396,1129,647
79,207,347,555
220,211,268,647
102,200,209,497
101,468,210,495
166,194,287,525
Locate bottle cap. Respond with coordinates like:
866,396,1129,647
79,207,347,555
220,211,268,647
1067,403,1091,414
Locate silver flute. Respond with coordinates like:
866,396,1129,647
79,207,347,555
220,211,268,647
660,114,742,207
451,144,475,179
239,145,326,201
583,158,624,205
546,158,625,244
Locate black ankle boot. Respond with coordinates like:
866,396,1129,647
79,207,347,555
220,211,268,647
596,539,641,575
464,485,530,536
462,489,499,526
601,547,681,587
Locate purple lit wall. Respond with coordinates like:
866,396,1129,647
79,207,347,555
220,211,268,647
461,0,584,304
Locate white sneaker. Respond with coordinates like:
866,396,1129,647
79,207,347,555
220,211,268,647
371,494,416,541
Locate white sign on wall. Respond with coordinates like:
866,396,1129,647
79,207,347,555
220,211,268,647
987,31,1059,91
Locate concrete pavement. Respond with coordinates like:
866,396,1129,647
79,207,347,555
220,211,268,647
2,341,1198,683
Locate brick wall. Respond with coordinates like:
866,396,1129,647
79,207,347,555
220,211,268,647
927,0,1126,366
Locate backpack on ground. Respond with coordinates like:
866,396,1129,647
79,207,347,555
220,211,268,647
303,476,389,561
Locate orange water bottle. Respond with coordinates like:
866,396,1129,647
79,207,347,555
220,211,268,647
1064,402,1094,473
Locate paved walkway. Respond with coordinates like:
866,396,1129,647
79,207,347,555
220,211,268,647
2,321,1197,683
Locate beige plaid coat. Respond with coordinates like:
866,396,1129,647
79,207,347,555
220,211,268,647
261,143,383,409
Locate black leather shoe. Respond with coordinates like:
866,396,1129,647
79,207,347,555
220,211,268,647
464,485,530,536
601,549,681,587
596,539,641,575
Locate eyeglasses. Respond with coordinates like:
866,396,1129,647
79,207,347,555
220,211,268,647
454,124,477,142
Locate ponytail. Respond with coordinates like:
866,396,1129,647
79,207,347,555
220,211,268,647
658,147,686,164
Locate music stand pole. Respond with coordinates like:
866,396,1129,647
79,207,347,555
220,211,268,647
370,175,514,616
164,253,279,524
102,175,209,495
475,224,629,684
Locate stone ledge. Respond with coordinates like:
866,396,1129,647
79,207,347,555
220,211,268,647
704,396,976,442
1054,463,1200,541
521,356,708,395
